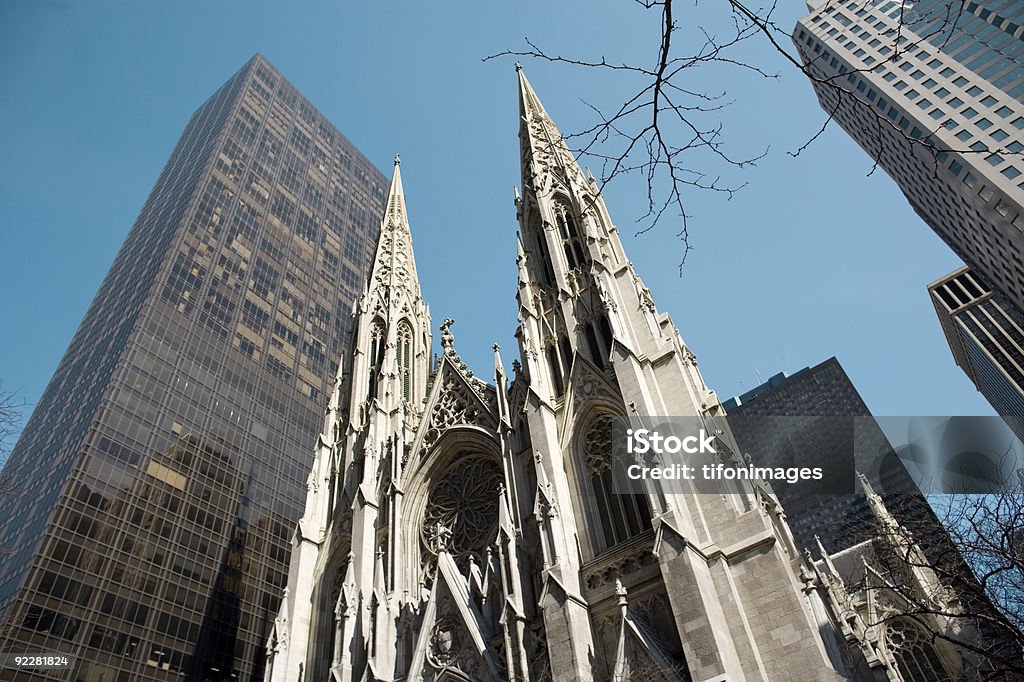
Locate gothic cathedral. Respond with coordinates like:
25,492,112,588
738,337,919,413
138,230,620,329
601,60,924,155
265,68,846,682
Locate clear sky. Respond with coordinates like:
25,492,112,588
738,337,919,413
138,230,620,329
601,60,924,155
0,0,994,436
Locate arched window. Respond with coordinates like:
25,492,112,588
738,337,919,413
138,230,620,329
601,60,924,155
598,315,613,351
528,211,555,286
397,321,413,401
584,414,652,549
546,347,564,396
367,320,385,401
544,335,573,399
884,618,947,682
554,201,588,270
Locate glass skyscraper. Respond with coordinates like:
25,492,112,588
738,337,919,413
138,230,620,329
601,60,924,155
0,54,386,681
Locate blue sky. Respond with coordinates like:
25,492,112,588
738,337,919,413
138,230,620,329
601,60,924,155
0,0,993,430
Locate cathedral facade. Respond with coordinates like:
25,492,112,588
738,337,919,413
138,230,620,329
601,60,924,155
263,69,941,682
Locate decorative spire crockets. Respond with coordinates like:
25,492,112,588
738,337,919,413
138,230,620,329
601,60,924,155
517,66,582,195
367,156,421,301
517,63,550,122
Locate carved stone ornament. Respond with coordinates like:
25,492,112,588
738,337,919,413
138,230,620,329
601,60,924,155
422,377,481,451
421,454,502,560
424,599,489,679
583,413,614,477
427,616,457,668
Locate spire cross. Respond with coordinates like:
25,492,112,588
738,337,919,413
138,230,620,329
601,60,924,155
394,154,401,166
514,60,523,72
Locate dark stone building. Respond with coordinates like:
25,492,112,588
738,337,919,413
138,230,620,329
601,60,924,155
722,357,929,554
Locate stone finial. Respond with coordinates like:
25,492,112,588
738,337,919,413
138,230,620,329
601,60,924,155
614,579,628,612
394,154,401,166
440,318,455,353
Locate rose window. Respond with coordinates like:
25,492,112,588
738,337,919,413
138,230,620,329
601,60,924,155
421,454,502,559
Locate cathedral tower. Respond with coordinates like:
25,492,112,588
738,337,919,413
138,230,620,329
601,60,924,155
508,66,841,682
268,72,845,682
268,157,435,682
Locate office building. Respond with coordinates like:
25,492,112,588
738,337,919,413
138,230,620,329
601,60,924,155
723,357,930,554
794,0,1024,312
930,264,1024,440
0,54,387,681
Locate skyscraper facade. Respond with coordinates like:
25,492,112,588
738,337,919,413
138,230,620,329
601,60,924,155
0,54,387,681
722,357,932,554
794,0,1024,311
929,265,1024,440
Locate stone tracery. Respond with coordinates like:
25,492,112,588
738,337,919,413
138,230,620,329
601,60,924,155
421,454,502,560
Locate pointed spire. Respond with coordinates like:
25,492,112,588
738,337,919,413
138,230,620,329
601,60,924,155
385,154,408,228
612,579,629,682
856,471,876,498
494,343,512,428
373,547,387,600
515,232,538,313
859,471,902,535
517,64,549,121
516,66,585,201
366,155,421,300
493,343,506,379
815,534,840,582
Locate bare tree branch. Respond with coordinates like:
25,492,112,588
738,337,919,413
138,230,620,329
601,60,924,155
485,0,1022,273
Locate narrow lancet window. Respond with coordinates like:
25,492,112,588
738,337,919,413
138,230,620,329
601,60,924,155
367,320,385,401
584,414,652,549
555,202,587,270
397,321,413,401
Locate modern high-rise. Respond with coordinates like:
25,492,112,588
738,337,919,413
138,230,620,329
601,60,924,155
722,357,934,554
721,359,1011,679
794,0,1024,312
929,265,1024,440
0,54,387,681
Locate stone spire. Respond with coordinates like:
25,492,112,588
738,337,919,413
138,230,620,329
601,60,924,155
517,66,579,190
367,156,421,301
517,63,550,121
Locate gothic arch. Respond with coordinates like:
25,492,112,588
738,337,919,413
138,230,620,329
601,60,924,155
396,318,414,402
883,617,949,682
566,402,653,559
552,195,588,271
366,317,386,401
524,205,556,287
397,428,503,594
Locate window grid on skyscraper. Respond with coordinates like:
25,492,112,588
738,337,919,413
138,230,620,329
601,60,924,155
797,0,1024,314
0,55,387,681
